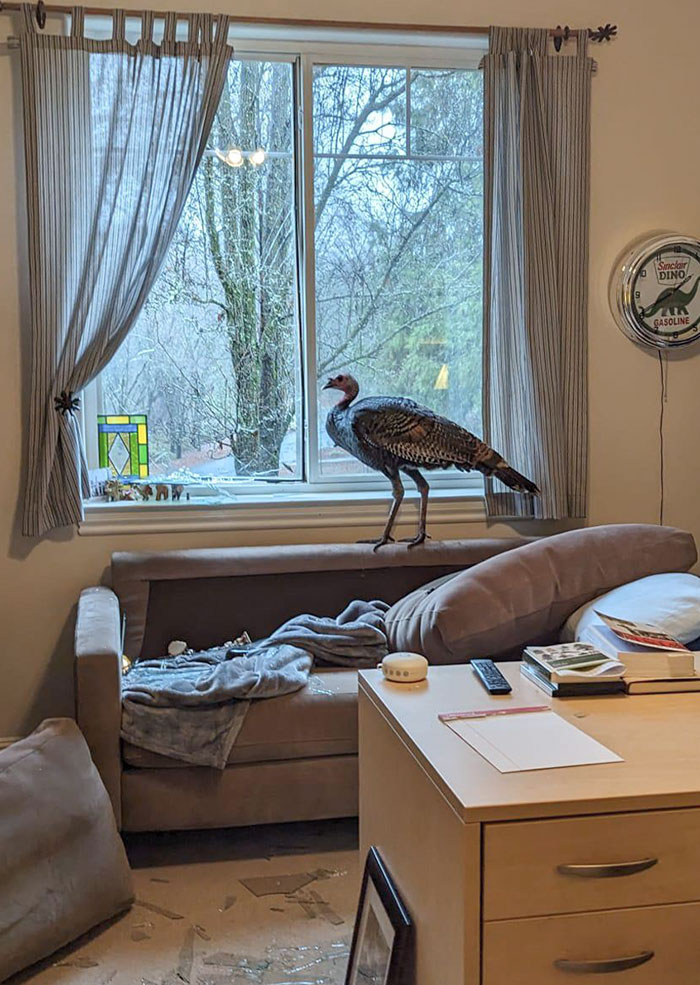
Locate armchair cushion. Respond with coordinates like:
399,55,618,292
0,719,133,981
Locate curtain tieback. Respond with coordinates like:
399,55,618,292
54,390,80,416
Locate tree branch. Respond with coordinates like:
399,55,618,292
315,75,408,225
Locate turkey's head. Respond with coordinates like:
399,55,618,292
322,373,359,404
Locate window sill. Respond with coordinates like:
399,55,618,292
79,485,486,535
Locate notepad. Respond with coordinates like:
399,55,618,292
443,709,623,773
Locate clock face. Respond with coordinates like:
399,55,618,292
611,235,700,349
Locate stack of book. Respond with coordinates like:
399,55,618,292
581,611,700,694
521,643,626,697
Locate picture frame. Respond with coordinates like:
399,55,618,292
345,847,413,985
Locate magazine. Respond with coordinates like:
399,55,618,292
522,642,625,684
594,611,689,652
581,623,695,677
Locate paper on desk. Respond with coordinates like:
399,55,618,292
444,710,623,773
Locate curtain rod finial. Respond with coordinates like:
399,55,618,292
552,25,570,52
588,23,617,43
35,0,46,29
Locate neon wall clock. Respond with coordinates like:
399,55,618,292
609,234,700,349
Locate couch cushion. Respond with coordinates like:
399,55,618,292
122,669,359,769
385,524,698,664
0,719,134,981
111,538,529,659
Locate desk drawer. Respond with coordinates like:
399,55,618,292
483,901,700,985
483,808,700,919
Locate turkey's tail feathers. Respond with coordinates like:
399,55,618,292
482,460,539,495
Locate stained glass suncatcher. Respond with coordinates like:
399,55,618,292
97,415,149,480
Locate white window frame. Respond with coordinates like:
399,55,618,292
82,24,488,532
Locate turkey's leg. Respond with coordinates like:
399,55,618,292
357,473,404,550
400,468,430,547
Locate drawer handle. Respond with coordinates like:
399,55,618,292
556,858,658,878
554,952,654,974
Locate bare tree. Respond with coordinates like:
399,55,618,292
102,60,484,477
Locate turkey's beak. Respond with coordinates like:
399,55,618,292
322,379,335,390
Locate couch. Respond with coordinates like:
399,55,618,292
76,539,529,831
75,528,696,833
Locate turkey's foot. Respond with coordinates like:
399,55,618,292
401,532,431,548
356,536,395,551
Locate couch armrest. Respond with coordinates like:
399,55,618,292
75,587,123,827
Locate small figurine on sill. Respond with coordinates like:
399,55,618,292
107,479,134,501
104,478,138,501
105,478,123,502
137,483,154,502
155,484,169,501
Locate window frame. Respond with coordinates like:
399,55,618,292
84,25,487,517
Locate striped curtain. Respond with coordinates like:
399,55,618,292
19,5,231,536
482,27,593,519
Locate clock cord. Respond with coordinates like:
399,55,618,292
658,349,668,526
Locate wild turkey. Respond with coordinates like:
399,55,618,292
323,373,539,549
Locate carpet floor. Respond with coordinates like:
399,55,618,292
10,819,360,985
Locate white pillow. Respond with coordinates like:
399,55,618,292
561,572,700,644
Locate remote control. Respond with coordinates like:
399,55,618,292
470,659,512,695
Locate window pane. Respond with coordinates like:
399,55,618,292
314,64,483,477
101,59,301,482
410,68,483,157
313,65,407,157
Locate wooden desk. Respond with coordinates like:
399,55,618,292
358,664,700,984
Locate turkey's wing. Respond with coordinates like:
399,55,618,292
351,405,491,468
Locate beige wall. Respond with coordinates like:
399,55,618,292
2,0,699,738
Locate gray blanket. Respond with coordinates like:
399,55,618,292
121,599,389,769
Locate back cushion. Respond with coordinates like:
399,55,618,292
385,524,697,664
112,539,528,659
139,564,468,658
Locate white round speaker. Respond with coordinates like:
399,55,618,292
380,652,429,683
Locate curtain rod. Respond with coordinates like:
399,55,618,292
0,2,618,47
